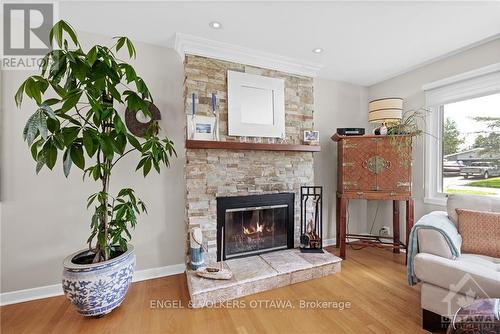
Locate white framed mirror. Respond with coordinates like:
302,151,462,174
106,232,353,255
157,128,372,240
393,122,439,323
227,70,285,138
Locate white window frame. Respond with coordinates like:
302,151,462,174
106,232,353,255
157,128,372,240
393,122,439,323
423,63,500,206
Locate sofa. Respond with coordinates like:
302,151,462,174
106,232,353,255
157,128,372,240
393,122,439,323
413,194,500,331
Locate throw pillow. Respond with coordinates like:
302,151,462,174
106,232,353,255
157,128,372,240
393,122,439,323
456,209,500,258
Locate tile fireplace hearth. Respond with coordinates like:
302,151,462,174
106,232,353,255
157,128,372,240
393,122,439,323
187,193,341,308
186,249,341,308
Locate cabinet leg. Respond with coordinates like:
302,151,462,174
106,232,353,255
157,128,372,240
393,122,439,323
405,199,414,264
339,198,347,259
336,196,340,248
392,200,400,254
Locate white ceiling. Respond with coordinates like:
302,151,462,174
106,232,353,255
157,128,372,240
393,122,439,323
60,1,500,86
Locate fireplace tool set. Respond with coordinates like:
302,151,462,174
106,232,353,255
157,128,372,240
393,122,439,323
300,186,323,253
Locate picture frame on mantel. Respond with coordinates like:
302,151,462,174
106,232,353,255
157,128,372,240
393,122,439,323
227,70,285,138
187,115,216,140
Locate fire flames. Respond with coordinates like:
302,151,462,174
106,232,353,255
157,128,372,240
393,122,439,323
243,221,266,235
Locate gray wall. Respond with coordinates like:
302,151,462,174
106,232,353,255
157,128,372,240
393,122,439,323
1,32,186,292
0,31,367,293
366,37,500,236
313,79,369,240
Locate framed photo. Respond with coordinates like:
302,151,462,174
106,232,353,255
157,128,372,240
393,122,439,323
187,115,216,140
303,130,319,143
227,70,285,138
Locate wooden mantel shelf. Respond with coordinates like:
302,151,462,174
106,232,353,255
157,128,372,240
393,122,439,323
186,140,321,152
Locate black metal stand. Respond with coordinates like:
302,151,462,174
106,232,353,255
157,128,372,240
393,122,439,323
300,186,323,253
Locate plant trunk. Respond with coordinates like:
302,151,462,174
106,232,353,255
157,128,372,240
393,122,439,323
101,162,110,261
92,155,111,263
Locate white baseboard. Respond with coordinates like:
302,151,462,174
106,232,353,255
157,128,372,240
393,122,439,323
323,238,336,246
132,263,185,283
0,284,63,306
1,240,342,307
0,262,185,306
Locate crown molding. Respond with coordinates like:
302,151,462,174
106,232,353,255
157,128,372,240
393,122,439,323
174,33,323,77
422,62,500,91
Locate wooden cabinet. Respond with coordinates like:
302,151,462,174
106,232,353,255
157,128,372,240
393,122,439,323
332,134,414,259
335,134,412,195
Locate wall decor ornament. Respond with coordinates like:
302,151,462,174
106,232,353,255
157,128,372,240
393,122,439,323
125,102,161,137
227,70,285,138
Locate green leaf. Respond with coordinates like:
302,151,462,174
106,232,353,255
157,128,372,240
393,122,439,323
23,113,38,145
15,81,26,107
50,20,79,48
61,21,79,47
92,165,101,180
36,150,47,174
46,143,57,170
107,84,122,103
70,144,85,170
50,82,67,98
61,91,82,112
115,37,126,52
43,98,60,106
62,127,80,146
98,135,114,160
49,20,63,47
24,77,42,105
46,117,60,133
30,140,42,160
87,46,98,65
82,129,97,157
126,38,136,59
127,134,142,152
114,133,127,154
86,93,102,114
87,193,98,208
122,64,136,83
35,111,48,140
143,158,152,177
40,103,56,119
57,113,81,126
63,148,72,177
113,115,126,134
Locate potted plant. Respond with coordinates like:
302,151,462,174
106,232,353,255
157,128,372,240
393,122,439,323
387,109,427,168
15,20,176,316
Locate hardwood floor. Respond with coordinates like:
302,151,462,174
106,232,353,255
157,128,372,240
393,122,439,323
1,247,426,334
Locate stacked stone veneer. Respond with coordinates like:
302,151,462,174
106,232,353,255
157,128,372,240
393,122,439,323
184,55,315,257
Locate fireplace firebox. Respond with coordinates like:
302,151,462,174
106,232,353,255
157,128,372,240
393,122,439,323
217,193,294,261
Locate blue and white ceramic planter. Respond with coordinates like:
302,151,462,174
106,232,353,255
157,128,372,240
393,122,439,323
62,244,135,316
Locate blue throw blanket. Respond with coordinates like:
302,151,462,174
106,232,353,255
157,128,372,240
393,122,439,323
407,211,461,286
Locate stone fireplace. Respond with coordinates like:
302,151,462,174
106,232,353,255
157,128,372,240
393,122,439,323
184,55,315,260
183,55,341,308
217,193,295,261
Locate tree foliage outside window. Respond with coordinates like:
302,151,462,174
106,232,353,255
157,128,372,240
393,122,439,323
443,118,464,155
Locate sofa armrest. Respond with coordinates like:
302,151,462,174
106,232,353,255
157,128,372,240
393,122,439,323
416,211,462,259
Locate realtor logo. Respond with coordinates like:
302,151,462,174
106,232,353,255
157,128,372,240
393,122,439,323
2,3,55,69
3,3,53,55
442,273,490,317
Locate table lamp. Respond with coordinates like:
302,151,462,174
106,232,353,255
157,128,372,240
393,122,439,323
368,97,403,135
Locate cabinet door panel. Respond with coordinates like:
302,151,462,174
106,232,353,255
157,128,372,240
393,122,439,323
376,137,411,193
341,138,377,192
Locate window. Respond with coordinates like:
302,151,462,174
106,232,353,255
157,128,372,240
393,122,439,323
424,64,500,205
442,94,500,195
